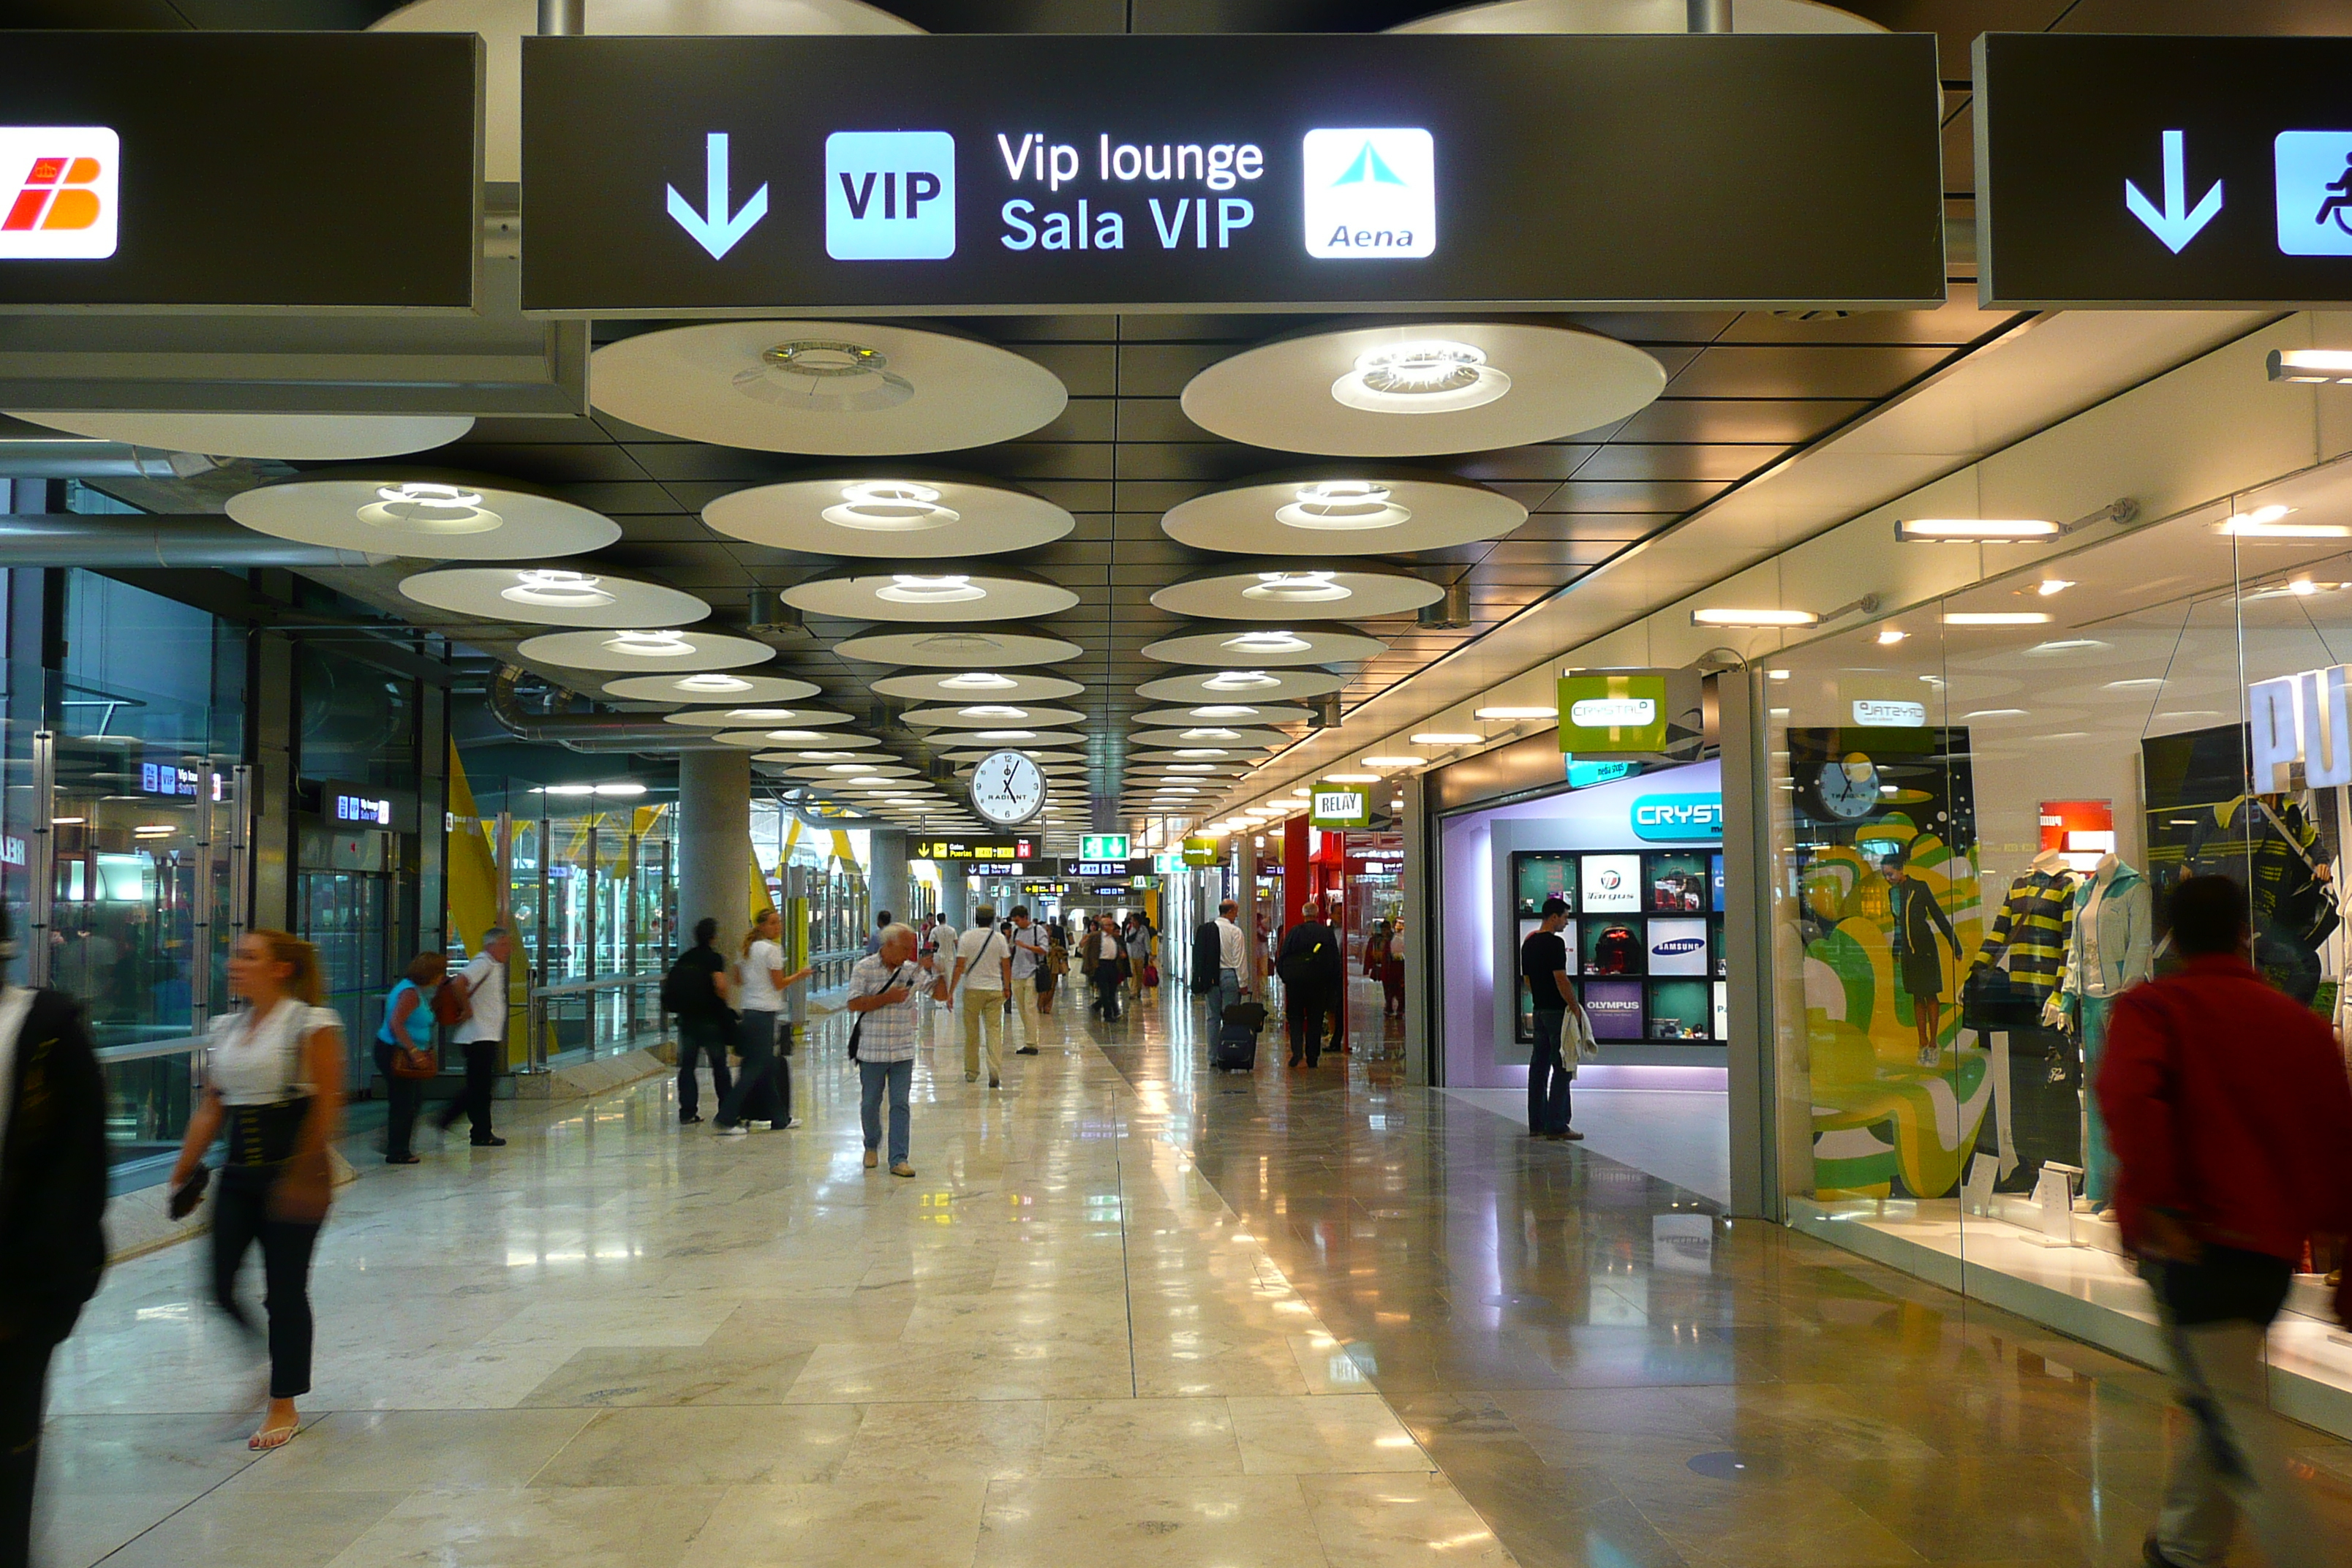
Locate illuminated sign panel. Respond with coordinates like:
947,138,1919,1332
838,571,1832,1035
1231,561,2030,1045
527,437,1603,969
1079,834,1131,861
913,835,1036,862
0,128,118,260
520,33,1942,314
1310,790,1369,828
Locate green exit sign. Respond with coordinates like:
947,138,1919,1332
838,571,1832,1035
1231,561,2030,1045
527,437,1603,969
1079,833,1130,860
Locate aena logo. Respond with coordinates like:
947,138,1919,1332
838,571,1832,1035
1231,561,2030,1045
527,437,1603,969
826,131,956,261
1652,938,1706,957
1569,697,1656,729
1302,128,1434,260
0,128,118,260
1631,794,1725,843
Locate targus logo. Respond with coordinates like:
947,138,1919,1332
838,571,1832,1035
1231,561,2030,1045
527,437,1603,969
1302,128,1434,260
0,128,118,260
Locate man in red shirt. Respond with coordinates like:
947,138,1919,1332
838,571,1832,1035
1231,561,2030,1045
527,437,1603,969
2097,875,2352,1568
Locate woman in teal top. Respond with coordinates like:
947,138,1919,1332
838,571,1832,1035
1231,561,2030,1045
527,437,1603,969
374,952,445,1164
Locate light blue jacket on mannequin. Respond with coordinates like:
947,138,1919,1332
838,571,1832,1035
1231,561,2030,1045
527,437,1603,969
2059,859,2152,1002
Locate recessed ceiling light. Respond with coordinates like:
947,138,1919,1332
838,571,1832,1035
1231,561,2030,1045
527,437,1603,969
1330,340,1510,414
1361,755,1424,767
1202,670,1281,691
824,764,871,773
358,481,501,535
1877,629,1908,645
1273,480,1411,530
957,704,1028,719
973,729,1037,740
2106,678,2168,690
1474,705,1556,720
1894,518,2061,541
538,783,597,796
2269,347,2352,382
601,630,698,657
500,569,616,608
940,671,1018,690
1323,772,1381,783
1410,731,1481,745
595,782,647,797
1221,630,1313,655
1175,749,1232,758
1243,570,1350,603
1944,612,2051,625
2038,578,2075,596
1179,728,1242,740
677,673,754,694
2217,504,2345,536
877,573,987,604
1168,764,1219,773
1691,607,1820,627
821,480,960,532
2024,638,2108,655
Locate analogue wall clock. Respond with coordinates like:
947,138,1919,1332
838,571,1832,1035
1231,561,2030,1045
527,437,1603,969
970,749,1047,826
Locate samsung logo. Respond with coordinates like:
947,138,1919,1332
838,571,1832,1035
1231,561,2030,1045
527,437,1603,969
1630,793,1724,842
1651,937,1705,956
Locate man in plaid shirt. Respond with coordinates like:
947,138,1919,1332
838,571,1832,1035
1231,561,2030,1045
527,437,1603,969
845,924,925,1176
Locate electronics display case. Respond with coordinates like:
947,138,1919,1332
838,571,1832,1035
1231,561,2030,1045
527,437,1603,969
1510,848,1730,1044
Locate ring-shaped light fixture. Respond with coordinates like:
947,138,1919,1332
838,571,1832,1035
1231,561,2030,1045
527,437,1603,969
1150,562,1441,621
704,472,1075,559
1137,668,1346,704
399,568,709,630
782,567,1078,624
1131,728,1292,749
227,472,622,560
10,410,475,460
601,671,820,704
1142,624,1388,668
833,625,1084,667
720,730,883,749
515,627,774,674
900,704,1087,729
1132,703,1314,726
588,320,1067,456
660,706,857,728
1180,320,1665,458
869,668,1087,703
1164,470,1526,556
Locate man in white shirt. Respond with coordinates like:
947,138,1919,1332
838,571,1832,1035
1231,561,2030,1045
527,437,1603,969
437,926,513,1148
951,905,1011,1089
1007,905,1047,1055
1211,900,1249,1020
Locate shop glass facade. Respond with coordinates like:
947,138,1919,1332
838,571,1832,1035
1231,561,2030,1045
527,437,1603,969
1764,465,2352,1434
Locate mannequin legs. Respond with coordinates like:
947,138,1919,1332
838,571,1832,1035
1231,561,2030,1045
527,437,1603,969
2080,994,2116,1207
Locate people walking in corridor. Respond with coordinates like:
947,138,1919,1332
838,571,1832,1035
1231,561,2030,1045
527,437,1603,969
715,908,813,1137
170,930,344,1452
374,951,445,1164
1085,914,1126,1022
0,908,108,1568
1127,916,1157,1002
1203,900,1248,1019
2097,875,2352,1568
1009,905,1046,1054
845,924,924,1177
666,917,735,1125
1275,902,1343,1068
436,927,511,1147
951,905,1010,1088
1038,924,1067,1016
1519,899,1585,1142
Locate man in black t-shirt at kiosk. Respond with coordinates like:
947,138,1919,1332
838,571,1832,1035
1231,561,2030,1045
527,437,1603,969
1520,897,1585,1142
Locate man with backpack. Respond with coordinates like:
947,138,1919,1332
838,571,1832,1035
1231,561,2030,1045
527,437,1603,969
1275,901,1343,1068
435,927,513,1147
663,917,734,1125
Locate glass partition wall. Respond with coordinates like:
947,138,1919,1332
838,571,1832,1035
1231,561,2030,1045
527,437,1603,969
1768,462,2352,1436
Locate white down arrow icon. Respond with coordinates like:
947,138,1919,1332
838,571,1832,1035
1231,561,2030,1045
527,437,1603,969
2124,129,2223,254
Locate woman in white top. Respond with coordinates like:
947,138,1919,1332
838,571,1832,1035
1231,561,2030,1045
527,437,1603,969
714,908,813,1136
166,930,345,1451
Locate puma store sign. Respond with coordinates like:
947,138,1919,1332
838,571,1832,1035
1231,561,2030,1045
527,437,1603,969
2250,665,2352,789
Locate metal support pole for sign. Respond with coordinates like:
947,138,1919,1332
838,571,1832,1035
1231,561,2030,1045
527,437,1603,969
538,0,583,35
190,753,211,1033
583,819,598,1049
1687,0,1733,31
27,731,53,990
229,764,252,945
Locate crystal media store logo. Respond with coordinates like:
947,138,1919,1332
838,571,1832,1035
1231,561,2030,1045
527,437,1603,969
826,131,956,261
0,127,118,260
1302,128,1434,260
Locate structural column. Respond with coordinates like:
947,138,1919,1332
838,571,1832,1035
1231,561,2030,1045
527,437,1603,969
867,827,909,929
676,750,752,946
938,861,970,928
1235,832,1259,989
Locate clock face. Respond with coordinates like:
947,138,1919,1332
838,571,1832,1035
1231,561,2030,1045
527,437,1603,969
1814,754,1880,821
970,749,1047,826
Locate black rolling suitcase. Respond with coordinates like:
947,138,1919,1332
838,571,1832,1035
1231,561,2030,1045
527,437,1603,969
1214,1000,1267,1071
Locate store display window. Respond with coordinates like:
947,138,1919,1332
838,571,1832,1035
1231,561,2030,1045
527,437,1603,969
1761,461,2352,1437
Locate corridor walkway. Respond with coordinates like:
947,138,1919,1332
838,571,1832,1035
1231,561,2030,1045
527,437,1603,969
35,987,2352,1567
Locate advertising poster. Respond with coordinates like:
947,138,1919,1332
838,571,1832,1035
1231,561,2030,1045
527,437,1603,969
1579,917,1643,976
1581,979,1645,1039
1580,853,1640,912
1649,979,1711,1039
1714,980,1729,1039
1647,918,1709,976
1646,852,1710,912
1512,851,1576,916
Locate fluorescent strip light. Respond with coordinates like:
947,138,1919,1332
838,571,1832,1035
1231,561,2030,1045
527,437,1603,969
1896,518,2061,541
1322,773,1381,783
1943,612,2052,626
1473,706,1557,720
2269,347,2352,384
1410,732,1482,745
1690,608,1819,627
1361,755,1425,766
2216,503,2346,537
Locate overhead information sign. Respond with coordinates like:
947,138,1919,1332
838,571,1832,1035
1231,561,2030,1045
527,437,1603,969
1976,32,2352,307
0,32,480,310
519,33,1943,315
912,835,1036,862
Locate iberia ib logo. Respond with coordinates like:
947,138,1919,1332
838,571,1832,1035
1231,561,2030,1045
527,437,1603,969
0,128,119,260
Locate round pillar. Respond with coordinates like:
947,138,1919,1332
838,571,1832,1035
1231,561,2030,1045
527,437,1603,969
676,750,751,949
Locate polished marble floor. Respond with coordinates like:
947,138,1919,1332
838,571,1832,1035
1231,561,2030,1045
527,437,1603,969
35,987,2352,1567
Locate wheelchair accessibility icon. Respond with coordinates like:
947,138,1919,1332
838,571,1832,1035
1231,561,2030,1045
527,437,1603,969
2276,130,2352,256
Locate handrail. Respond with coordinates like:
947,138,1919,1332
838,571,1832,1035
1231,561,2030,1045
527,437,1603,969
94,1033,205,1065
535,972,662,998
521,970,667,1072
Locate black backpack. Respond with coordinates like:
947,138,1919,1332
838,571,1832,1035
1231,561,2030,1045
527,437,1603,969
659,951,696,1014
1191,921,1221,992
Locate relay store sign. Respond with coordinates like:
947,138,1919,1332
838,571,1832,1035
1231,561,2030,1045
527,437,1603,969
0,31,480,309
519,33,1943,314
1976,33,2352,307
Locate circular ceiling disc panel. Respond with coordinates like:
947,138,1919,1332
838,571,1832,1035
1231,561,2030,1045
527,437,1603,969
901,704,1086,729
602,672,819,704
1133,703,1313,726
589,321,1067,456
1164,470,1525,556
942,747,1085,764
1131,727,1292,749
227,475,622,560
834,625,1084,667
1392,0,1882,34
1180,322,1665,458
781,568,1078,624
929,729,1088,748
660,706,858,728
399,567,709,629
1137,668,1346,703
1151,565,1441,621
1142,625,1388,667
12,410,472,461
782,764,919,780
704,475,1074,559
515,627,774,674
870,669,1087,702
717,729,881,748
759,749,892,763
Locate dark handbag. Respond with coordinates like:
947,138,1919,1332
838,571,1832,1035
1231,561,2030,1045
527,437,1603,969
168,1164,211,1221
1960,964,2039,1030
